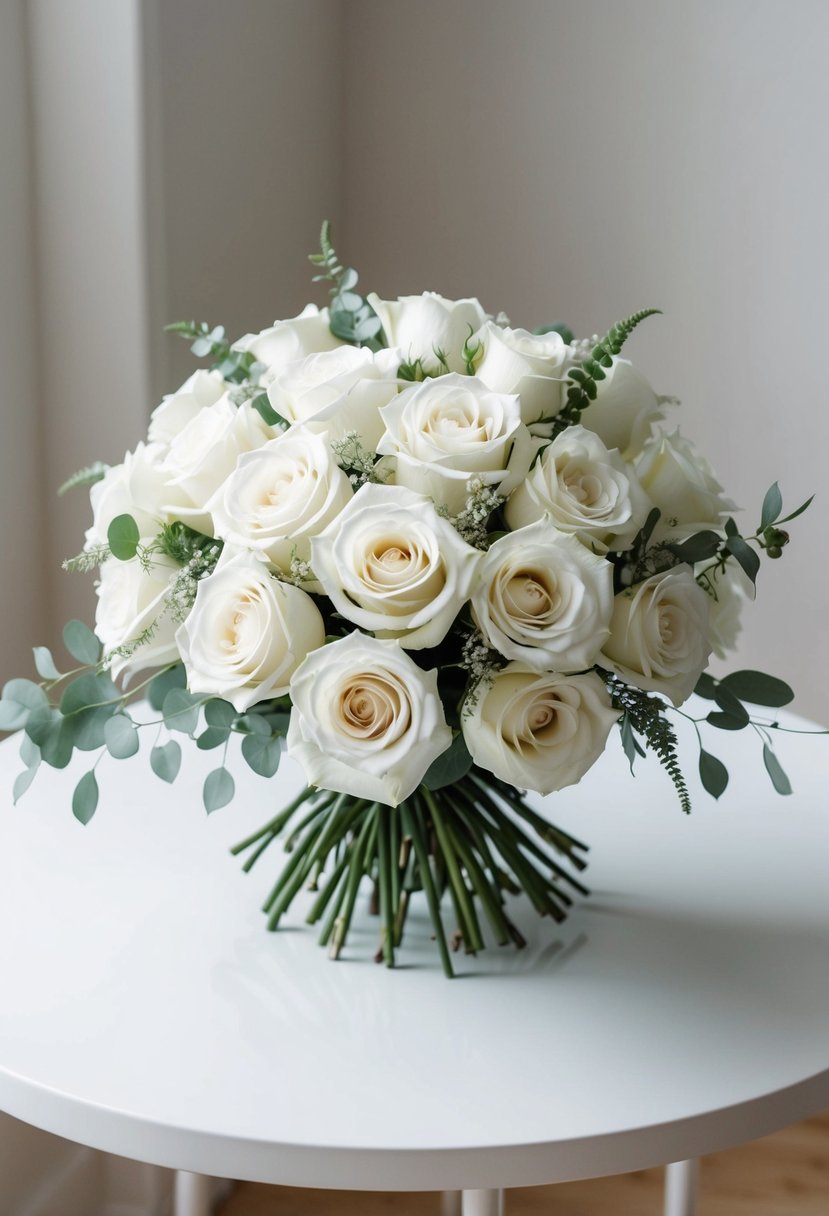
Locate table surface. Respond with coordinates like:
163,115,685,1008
0,703,827,1191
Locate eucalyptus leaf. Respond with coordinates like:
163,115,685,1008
763,744,792,795
204,699,237,729
237,713,272,737
706,711,747,731
3,677,49,716
760,482,783,530
699,749,729,799
19,734,40,769
724,535,761,583
720,670,794,708
241,733,281,778
63,619,101,665
13,767,38,804
694,672,718,701
162,688,201,734
668,531,722,564
150,740,181,784
107,514,140,561
777,493,815,526
196,726,229,751
60,672,118,717
250,392,284,427
33,646,61,680
203,767,235,813
104,714,140,760
72,771,99,824
148,664,186,711
422,734,473,791
713,684,750,724
69,705,115,752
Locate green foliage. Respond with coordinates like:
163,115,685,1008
552,308,661,436
33,647,61,681
72,771,99,824
58,462,109,496
762,743,792,795
162,688,201,735
241,732,282,778
148,664,187,711
699,749,729,799
150,740,181,784
203,766,234,813
422,732,473,790
104,714,140,760
605,674,691,813
719,670,794,707
0,678,48,730
308,221,384,348
165,320,260,385
534,322,575,344
63,620,100,666
107,514,140,561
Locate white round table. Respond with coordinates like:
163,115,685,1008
0,706,827,1216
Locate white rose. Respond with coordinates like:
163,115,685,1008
232,304,344,375
208,427,353,581
86,446,166,549
367,292,487,374
462,666,618,795
504,424,651,552
266,345,401,448
312,483,482,649
699,564,752,661
601,567,712,706
147,369,227,447
635,429,736,539
376,373,532,514
471,520,613,671
176,549,325,712
286,632,452,806
473,322,567,426
579,357,664,459
95,549,179,681
160,396,274,532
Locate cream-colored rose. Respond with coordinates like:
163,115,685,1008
376,373,532,514
266,345,401,449
601,567,712,706
579,357,664,459
474,322,567,426
95,549,179,681
160,396,274,533
471,520,613,671
635,429,736,539
232,304,344,375
367,292,487,374
176,549,325,712
286,632,452,806
699,564,752,661
208,427,353,582
504,424,651,552
312,483,482,649
147,369,227,447
462,666,618,795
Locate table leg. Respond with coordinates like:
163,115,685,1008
441,1192,462,1216
664,1159,699,1216
174,1170,211,1216
462,1189,504,1216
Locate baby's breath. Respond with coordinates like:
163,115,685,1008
330,430,386,488
165,544,221,622
450,479,504,550
459,629,501,716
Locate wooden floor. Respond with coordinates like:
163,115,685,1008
218,1112,829,1215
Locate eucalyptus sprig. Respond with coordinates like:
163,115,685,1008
308,220,384,349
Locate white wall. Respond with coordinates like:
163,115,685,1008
344,0,829,722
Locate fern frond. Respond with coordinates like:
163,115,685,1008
601,671,692,814
552,308,661,436
58,462,109,496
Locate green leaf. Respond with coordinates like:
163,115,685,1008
69,705,115,751
72,771,99,824
763,743,792,795
776,493,815,526
196,726,229,750
148,664,186,711
58,461,109,496
719,670,794,708
250,392,284,427
204,699,237,729
724,535,761,584
162,688,201,734
699,749,729,799
33,646,61,680
60,671,118,717
19,733,40,768
104,714,139,759
13,767,38,804
107,514,140,561
241,732,281,778
760,482,783,530
237,713,272,737
694,672,718,701
667,530,723,564
0,678,48,729
63,619,101,665
203,767,235,813
25,708,74,769
620,714,637,774
713,684,750,725
422,734,473,791
706,711,747,731
150,740,181,783
533,322,574,344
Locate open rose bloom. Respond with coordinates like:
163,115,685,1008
6,226,808,976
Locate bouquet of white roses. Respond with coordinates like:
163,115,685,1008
1,224,812,976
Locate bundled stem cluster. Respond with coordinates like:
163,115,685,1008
231,771,589,977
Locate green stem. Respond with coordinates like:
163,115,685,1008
423,788,484,953
329,805,378,960
401,800,454,978
230,785,321,856
376,808,395,968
